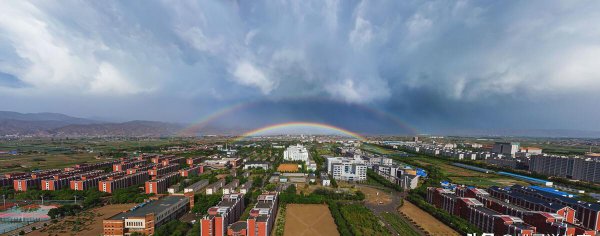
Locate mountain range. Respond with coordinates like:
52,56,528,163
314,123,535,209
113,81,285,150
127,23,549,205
0,111,182,137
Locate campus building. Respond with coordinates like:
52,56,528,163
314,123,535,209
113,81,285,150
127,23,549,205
103,196,191,236
283,144,309,162
243,161,270,170
325,156,367,182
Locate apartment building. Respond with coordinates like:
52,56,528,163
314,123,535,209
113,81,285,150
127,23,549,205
509,185,600,231
113,160,147,172
148,164,180,176
427,187,537,235
161,156,186,166
529,155,574,178
41,170,104,191
74,160,119,172
126,164,157,175
227,192,279,236
201,194,246,236
99,171,149,193
187,157,204,165
572,158,600,183
184,179,209,193
70,171,124,191
145,172,179,194
222,179,240,194
206,179,226,195
179,165,203,177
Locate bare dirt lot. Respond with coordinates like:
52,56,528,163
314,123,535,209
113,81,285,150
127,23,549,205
358,185,392,205
28,203,136,236
277,163,299,172
399,201,460,236
284,204,339,236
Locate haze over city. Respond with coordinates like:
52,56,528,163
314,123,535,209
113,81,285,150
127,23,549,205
2,1,600,135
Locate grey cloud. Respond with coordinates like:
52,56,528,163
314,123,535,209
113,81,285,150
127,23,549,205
1,0,600,132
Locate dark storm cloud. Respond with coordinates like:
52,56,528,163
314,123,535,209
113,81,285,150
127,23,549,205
1,0,600,133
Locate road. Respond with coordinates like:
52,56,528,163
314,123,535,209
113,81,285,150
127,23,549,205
357,184,426,236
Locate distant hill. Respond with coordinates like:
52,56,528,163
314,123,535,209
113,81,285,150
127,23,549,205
0,111,182,137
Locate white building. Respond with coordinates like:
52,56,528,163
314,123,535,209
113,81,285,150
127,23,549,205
492,142,520,157
325,156,367,182
243,161,270,170
283,144,309,162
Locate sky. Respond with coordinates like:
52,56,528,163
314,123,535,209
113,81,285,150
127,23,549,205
1,0,600,135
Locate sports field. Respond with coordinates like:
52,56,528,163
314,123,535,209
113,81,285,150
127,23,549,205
284,204,339,236
277,163,300,172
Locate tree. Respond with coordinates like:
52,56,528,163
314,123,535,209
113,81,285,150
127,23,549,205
155,220,191,236
265,183,277,191
285,184,296,194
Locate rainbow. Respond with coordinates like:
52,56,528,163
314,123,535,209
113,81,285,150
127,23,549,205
177,98,418,136
234,122,366,141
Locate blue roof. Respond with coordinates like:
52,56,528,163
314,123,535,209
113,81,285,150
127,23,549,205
497,172,551,184
416,168,427,177
529,186,576,198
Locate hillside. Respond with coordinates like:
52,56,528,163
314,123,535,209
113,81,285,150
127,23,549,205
0,111,182,137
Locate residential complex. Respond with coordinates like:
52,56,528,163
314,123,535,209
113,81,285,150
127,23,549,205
228,192,279,236
201,194,246,236
427,185,598,235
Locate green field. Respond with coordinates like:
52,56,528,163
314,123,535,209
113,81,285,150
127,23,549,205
339,204,390,236
381,212,420,236
0,138,199,173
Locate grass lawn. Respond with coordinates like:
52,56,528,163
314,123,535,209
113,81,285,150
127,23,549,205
449,176,502,188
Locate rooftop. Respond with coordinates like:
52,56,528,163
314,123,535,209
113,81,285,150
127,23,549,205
109,196,188,220
229,221,247,232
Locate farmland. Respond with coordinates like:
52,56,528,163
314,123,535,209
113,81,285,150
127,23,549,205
399,201,460,236
284,204,339,236
409,157,529,188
